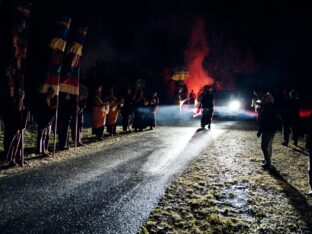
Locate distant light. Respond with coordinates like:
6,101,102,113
228,100,241,112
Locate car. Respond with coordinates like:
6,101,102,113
212,90,247,118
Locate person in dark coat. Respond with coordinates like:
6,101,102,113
121,88,133,132
34,87,57,156
147,92,159,130
132,89,146,132
282,90,300,146
257,93,277,169
306,113,312,195
199,85,214,129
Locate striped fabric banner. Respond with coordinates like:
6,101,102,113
7,1,32,97
40,17,71,95
59,26,88,95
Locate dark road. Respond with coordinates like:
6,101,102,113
0,121,235,234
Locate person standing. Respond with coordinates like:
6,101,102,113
34,87,57,156
257,93,277,169
199,85,214,129
70,95,87,146
105,87,121,136
147,92,159,130
282,90,300,146
121,88,133,132
132,89,146,132
58,93,75,150
91,86,109,141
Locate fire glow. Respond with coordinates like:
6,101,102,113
184,19,214,98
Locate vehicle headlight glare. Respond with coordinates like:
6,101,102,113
229,100,241,111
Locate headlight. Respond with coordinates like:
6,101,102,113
228,100,241,112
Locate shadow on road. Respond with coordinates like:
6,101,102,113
268,166,312,232
291,147,309,156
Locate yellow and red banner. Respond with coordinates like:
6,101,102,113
39,17,71,95
59,26,88,95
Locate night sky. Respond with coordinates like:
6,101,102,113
0,0,311,102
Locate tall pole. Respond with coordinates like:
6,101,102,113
74,95,79,149
39,17,71,156
59,26,88,150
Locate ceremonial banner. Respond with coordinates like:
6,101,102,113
59,26,88,95
40,17,71,95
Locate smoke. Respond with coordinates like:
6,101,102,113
184,19,214,97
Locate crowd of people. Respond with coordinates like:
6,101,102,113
0,84,159,167
89,85,159,141
256,89,312,194
1,82,312,195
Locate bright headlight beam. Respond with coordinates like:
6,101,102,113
228,100,241,112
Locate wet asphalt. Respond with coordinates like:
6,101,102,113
0,120,235,234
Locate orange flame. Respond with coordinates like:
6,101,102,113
184,19,214,97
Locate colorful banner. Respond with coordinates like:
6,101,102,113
40,16,71,95
7,1,32,97
59,26,88,95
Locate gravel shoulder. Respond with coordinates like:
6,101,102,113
140,121,312,233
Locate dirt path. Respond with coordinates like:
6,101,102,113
140,121,312,233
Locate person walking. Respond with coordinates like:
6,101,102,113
199,85,214,129
257,93,277,169
282,90,300,146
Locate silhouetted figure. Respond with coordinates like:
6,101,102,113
132,89,146,132
282,90,300,146
58,93,75,150
70,96,87,146
199,85,214,129
147,92,159,130
274,88,288,129
257,93,277,169
306,113,312,195
34,87,57,156
189,90,195,106
251,90,262,113
121,88,133,132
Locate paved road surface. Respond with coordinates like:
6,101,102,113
0,121,235,233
